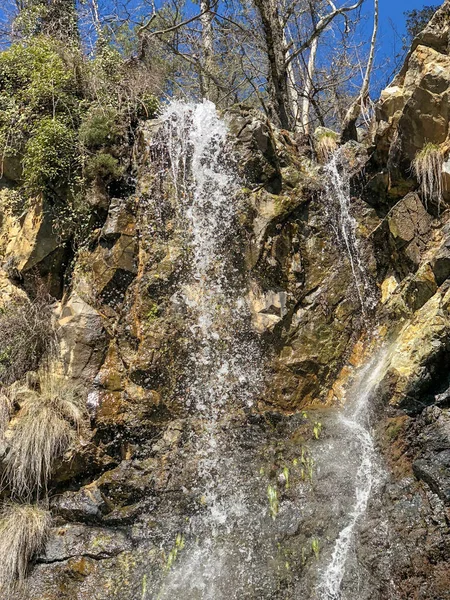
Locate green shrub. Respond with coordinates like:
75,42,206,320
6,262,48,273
0,36,77,113
136,94,159,119
22,117,77,195
84,152,123,183
79,105,121,150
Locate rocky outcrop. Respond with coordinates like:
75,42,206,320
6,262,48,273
2,4,450,598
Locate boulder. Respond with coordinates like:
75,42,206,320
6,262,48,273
41,524,132,562
57,292,107,381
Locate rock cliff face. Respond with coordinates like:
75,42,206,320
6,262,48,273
1,4,450,600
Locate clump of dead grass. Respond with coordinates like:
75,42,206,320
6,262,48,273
0,296,55,386
314,127,339,163
412,142,445,212
3,368,86,500
0,502,50,596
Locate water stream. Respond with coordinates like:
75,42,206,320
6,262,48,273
155,100,266,599
317,348,392,599
324,151,376,315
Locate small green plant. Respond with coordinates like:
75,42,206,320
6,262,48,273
311,537,320,560
141,573,148,599
267,484,279,519
300,447,314,482
146,303,159,323
282,466,290,489
165,533,185,571
313,421,322,439
412,143,445,212
84,151,123,183
0,502,50,594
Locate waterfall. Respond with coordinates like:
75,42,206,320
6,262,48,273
324,151,376,314
154,100,264,598
162,100,259,416
317,347,392,599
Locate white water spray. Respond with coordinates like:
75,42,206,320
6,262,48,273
318,348,392,599
155,100,264,598
325,151,376,314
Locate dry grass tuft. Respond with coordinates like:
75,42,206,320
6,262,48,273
0,296,55,386
0,502,50,595
0,392,13,439
314,128,339,163
412,143,445,212
4,368,86,500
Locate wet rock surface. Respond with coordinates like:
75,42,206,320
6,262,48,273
3,4,450,598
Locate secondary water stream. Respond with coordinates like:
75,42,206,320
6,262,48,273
316,347,392,599
324,150,376,315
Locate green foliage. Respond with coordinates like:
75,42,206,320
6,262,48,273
267,484,279,519
0,30,159,230
300,447,314,482
84,152,123,183
282,466,290,489
165,533,185,571
0,36,76,108
313,421,322,439
146,303,160,323
79,105,121,150
137,93,159,119
22,117,77,195
311,537,320,560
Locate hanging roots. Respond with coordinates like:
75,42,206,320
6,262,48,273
0,502,50,595
314,128,339,163
412,143,445,212
3,368,86,500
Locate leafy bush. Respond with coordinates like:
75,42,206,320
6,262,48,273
84,152,123,183
0,503,50,594
0,36,77,113
22,117,78,195
79,105,121,150
0,33,159,208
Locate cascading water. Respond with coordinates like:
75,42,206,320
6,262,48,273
316,347,392,599
154,100,267,599
324,150,376,314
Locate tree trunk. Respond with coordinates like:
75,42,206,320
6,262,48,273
300,35,318,135
341,0,379,141
254,0,293,130
200,0,216,102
